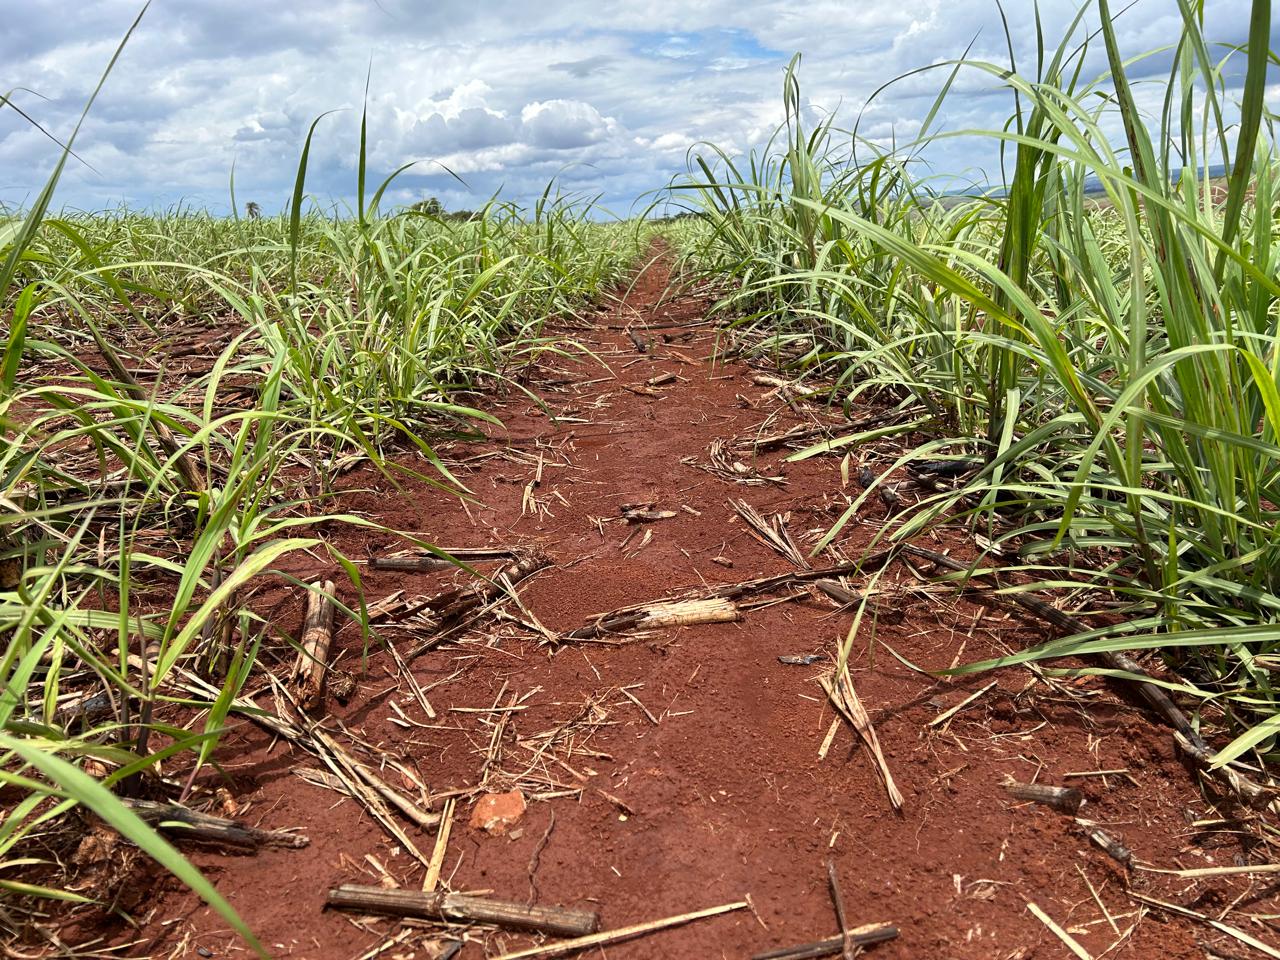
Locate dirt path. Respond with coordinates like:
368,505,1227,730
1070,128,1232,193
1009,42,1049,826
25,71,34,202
121,252,1262,959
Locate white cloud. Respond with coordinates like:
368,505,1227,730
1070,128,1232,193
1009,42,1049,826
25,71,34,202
0,0,1271,215
520,99,614,149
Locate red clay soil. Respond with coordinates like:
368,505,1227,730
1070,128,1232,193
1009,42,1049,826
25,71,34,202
81,251,1277,959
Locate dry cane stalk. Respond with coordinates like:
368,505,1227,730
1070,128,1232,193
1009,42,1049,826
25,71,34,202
327,885,599,937
821,667,904,812
903,544,1279,813
489,900,748,960
751,922,899,960
1004,781,1084,814
292,580,335,711
409,551,550,658
123,798,308,849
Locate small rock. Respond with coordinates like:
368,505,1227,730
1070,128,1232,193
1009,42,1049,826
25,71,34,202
469,790,526,835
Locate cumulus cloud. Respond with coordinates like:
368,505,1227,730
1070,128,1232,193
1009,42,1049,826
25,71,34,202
520,99,614,149
0,0,1272,215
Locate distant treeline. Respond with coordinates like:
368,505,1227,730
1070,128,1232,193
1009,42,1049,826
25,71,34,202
406,197,482,221
647,210,709,223
404,198,708,224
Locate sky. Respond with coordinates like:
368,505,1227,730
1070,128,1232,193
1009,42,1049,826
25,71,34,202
1,1,1276,217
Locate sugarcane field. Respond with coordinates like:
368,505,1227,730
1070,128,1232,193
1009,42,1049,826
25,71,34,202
3,2,1280,958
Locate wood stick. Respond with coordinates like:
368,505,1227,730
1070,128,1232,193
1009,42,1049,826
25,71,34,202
371,547,519,572
825,861,856,960
1004,781,1083,814
490,900,749,960
1075,818,1134,867
326,885,599,937
751,922,899,960
292,581,335,710
753,373,817,397
639,597,740,629
814,579,863,607
370,556,454,572
619,687,660,726
122,798,307,849
624,325,648,353
566,597,740,640
1075,864,1119,935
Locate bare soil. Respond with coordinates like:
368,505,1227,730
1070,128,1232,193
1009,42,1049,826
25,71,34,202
73,250,1277,959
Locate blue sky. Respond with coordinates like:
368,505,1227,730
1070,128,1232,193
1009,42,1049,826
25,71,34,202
1,1,1274,217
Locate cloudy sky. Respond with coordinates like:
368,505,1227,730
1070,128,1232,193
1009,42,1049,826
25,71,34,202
1,1,1275,217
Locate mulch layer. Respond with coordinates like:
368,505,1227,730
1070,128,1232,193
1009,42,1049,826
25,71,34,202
67,251,1278,959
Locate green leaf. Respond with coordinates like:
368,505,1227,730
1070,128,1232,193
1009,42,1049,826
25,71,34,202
0,733,267,957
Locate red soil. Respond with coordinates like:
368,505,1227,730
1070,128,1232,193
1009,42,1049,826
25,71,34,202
83,251,1275,959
